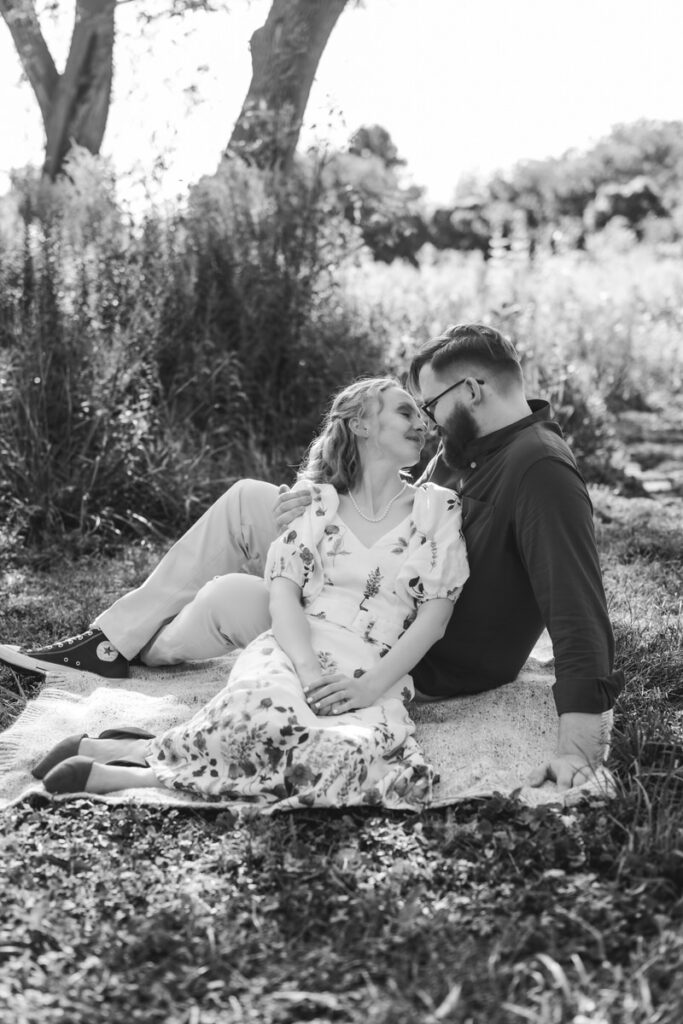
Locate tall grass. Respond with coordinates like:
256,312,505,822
0,152,386,551
341,239,683,480
2,151,683,551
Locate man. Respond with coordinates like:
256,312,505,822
406,323,623,789
0,324,623,789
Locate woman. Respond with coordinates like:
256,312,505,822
34,378,469,810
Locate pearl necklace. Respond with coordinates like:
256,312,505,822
348,482,408,523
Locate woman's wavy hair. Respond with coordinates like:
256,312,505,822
297,377,401,492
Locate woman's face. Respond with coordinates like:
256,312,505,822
360,386,426,467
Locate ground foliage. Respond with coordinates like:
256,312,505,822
1,488,683,1022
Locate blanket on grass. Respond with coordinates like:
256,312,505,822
0,639,614,811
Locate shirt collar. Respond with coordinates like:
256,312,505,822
461,399,555,465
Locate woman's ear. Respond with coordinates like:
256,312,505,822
349,417,368,438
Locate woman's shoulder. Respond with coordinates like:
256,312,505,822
411,481,462,526
290,480,340,519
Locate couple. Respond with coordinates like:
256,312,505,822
1,324,624,807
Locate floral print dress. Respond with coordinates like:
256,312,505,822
146,482,469,810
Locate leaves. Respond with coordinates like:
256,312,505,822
2,486,683,1021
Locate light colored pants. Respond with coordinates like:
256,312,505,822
94,479,279,665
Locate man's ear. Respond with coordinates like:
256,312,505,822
467,377,485,404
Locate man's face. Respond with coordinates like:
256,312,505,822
418,364,480,470
440,404,479,470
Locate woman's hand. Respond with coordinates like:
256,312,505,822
305,673,382,715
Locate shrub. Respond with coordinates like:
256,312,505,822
160,155,385,473
0,151,388,551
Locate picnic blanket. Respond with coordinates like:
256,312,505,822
0,637,614,811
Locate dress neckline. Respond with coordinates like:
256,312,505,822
333,509,414,551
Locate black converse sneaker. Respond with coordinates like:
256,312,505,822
0,628,129,678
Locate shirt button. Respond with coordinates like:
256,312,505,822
470,461,477,469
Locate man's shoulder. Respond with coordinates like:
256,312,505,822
511,423,591,511
507,419,577,470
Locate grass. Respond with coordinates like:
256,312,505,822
1,485,683,1022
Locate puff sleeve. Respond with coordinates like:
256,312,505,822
396,483,469,605
264,482,339,601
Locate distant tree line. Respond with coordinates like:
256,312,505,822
327,119,683,265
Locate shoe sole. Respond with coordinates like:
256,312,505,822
0,643,128,678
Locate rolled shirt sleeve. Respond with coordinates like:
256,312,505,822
514,457,624,715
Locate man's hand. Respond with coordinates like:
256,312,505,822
305,673,382,715
274,484,312,533
528,711,611,790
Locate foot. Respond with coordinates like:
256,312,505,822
80,736,150,764
86,761,159,793
33,728,154,778
43,756,158,794
0,628,129,678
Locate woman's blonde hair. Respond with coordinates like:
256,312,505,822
298,377,401,492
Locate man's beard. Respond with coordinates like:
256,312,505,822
441,405,479,470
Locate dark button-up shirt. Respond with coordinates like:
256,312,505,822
414,400,624,715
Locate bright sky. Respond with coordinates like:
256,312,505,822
2,0,683,205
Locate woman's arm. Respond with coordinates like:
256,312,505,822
269,577,322,686
307,597,455,713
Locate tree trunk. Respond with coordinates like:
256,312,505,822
227,0,348,169
0,0,58,125
43,0,116,179
1,0,115,179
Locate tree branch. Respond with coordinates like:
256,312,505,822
0,0,59,127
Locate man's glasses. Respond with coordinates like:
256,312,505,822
420,378,485,424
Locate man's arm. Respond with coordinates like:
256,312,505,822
515,457,624,787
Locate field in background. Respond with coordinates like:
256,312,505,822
1,152,683,556
344,240,683,405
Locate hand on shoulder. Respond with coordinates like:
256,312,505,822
273,483,312,532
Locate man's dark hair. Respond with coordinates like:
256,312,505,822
408,323,523,393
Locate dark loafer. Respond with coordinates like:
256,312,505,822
43,756,95,794
98,727,155,740
32,734,86,780
32,727,154,779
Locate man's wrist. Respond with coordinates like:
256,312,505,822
557,711,611,764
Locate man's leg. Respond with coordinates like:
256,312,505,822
96,479,280,659
0,479,280,676
140,573,271,665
